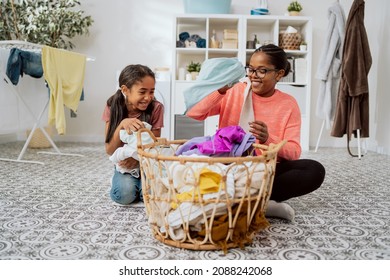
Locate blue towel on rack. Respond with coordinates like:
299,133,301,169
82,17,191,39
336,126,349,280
183,57,246,112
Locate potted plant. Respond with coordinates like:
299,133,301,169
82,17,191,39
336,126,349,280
0,0,93,49
300,41,307,51
186,61,201,80
287,1,303,16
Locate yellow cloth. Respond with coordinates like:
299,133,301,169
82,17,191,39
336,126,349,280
171,168,221,209
42,46,86,135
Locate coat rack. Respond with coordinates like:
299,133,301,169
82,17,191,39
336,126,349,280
315,120,365,159
315,0,369,160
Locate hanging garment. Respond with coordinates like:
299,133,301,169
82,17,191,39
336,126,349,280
183,57,246,112
6,48,43,85
315,2,346,129
331,0,372,141
42,46,86,135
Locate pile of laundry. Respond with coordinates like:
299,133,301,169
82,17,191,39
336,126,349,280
143,125,270,243
175,125,255,157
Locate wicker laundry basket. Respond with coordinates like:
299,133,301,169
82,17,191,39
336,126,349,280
279,32,302,50
137,129,285,252
26,127,53,149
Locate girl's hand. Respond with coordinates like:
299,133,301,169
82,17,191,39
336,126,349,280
249,120,269,144
121,118,145,135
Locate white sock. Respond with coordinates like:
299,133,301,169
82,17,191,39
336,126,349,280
265,200,295,221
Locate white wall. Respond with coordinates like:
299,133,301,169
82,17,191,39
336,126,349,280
368,0,390,154
1,0,389,154
59,0,183,142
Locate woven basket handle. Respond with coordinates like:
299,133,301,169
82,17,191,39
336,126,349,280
271,139,287,151
136,128,158,149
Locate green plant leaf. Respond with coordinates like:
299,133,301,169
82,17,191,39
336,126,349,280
0,0,93,49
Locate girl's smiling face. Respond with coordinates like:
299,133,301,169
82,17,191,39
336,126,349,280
248,51,284,97
122,76,155,112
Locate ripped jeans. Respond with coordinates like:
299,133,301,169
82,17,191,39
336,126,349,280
110,168,143,205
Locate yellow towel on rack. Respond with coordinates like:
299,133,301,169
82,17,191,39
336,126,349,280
42,46,86,135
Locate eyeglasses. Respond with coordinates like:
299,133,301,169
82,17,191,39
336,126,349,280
245,66,278,78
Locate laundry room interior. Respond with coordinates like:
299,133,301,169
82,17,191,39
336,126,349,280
0,0,389,269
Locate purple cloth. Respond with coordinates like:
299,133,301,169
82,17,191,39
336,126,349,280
175,136,211,156
175,126,255,157
231,132,256,156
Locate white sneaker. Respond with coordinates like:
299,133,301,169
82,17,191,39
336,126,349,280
265,200,295,221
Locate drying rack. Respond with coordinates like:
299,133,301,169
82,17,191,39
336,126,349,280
0,40,94,165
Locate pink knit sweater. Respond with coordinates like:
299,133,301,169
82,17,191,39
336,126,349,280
186,82,302,160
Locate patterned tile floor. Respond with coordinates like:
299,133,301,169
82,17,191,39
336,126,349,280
0,142,389,260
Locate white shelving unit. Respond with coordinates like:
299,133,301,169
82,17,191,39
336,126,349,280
171,14,312,151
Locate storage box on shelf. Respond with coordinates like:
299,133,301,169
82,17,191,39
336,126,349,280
171,14,312,151
183,0,232,14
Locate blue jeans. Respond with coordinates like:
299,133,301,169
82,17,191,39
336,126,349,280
110,169,143,205
6,48,43,85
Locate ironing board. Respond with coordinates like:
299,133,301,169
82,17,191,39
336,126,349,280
0,40,94,164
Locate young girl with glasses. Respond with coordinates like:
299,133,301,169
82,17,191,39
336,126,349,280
186,44,325,221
